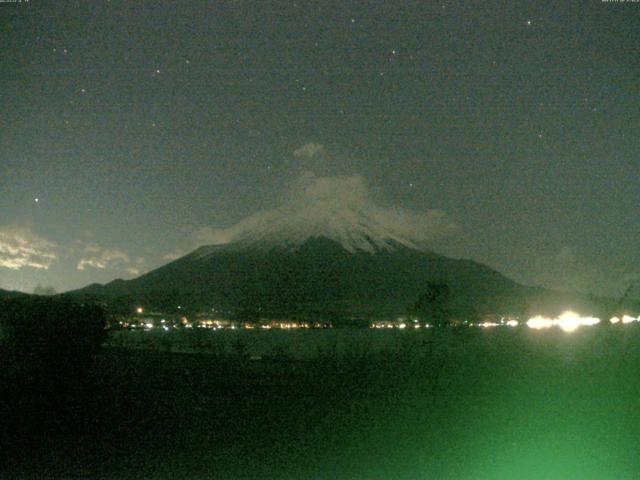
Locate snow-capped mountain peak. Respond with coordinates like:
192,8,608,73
195,173,458,255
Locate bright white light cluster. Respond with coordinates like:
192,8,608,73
610,315,640,325
526,311,600,333
479,322,500,328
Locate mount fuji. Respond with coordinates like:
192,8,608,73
70,173,539,320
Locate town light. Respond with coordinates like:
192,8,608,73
556,311,581,333
527,316,554,330
527,311,600,332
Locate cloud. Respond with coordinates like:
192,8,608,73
72,240,145,277
293,142,326,159
33,285,57,296
556,245,575,264
163,248,188,261
193,227,233,246
194,167,459,252
84,243,101,253
0,226,58,270
77,247,130,271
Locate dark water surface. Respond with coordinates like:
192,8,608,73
2,326,639,479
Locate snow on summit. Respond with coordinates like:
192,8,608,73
196,168,459,254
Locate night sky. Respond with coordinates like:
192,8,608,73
1,1,638,296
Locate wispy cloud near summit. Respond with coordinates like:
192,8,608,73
196,145,459,252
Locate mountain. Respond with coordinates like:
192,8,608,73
69,172,621,321
72,235,533,320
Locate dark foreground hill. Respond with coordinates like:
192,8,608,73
4,329,640,479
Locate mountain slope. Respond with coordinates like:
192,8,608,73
0,289,28,299
72,236,529,319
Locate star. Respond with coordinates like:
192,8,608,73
34,198,39,203
526,20,532,26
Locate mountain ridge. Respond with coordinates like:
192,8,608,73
70,235,533,319
0,288,29,298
